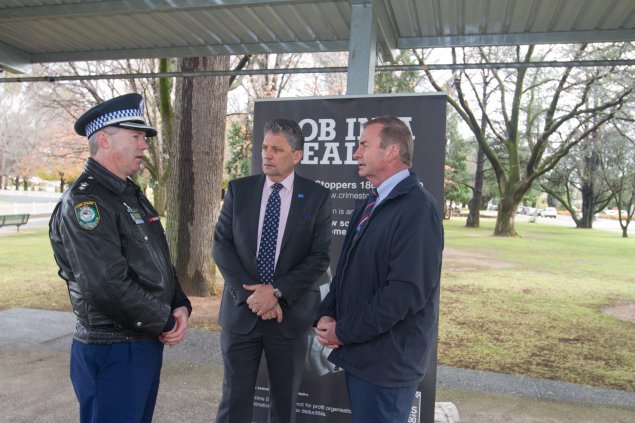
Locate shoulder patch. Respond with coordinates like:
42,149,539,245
74,201,100,230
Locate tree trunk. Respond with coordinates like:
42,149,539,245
167,56,230,296
466,75,489,228
158,58,175,217
152,181,166,215
579,148,601,228
493,201,519,237
618,215,630,238
579,182,594,228
466,144,485,228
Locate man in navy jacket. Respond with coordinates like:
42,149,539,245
315,116,443,423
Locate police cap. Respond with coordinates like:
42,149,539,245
74,93,157,138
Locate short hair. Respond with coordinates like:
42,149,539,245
88,126,118,156
264,118,304,152
364,116,413,167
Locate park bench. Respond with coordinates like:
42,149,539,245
0,214,30,232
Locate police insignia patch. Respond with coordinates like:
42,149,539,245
74,201,100,230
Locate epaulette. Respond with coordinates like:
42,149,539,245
70,173,99,195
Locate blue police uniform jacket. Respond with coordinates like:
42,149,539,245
318,172,443,388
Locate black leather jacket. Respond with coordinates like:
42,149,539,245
50,158,191,344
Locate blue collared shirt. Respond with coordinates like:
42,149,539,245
375,168,410,207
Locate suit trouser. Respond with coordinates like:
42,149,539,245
216,319,308,423
70,339,164,423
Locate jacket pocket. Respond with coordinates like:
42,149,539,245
131,225,150,244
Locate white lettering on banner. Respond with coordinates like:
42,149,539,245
298,118,336,141
315,181,358,190
344,116,415,140
303,143,319,164
345,117,369,140
320,142,342,165
302,142,356,165
400,116,415,140
301,116,415,165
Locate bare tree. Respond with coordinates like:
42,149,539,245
302,52,348,96
599,121,635,237
541,129,613,228
0,86,53,190
245,54,301,99
465,70,494,228
421,44,632,236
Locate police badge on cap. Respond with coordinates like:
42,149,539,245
74,93,157,138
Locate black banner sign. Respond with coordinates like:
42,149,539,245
250,94,446,423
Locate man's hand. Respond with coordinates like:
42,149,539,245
315,315,342,349
244,283,278,316
261,303,283,323
159,306,189,347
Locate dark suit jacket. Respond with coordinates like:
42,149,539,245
213,173,332,338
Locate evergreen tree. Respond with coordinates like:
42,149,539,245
225,121,252,181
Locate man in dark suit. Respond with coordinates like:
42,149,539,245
213,118,332,423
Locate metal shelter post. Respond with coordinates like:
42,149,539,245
347,0,377,95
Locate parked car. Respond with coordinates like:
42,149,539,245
540,207,558,218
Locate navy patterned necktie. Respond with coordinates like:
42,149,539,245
257,183,283,284
353,188,378,241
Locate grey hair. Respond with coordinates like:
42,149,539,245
88,126,118,156
264,118,304,152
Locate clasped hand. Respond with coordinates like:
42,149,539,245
314,315,342,349
159,306,189,347
243,283,283,323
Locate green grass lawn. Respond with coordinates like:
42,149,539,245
0,227,70,311
1,220,634,391
440,218,635,391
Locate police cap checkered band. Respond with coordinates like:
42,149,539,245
74,93,157,138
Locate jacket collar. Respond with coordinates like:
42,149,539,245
85,157,135,195
383,171,421,201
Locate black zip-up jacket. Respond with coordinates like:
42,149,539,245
49,158,191,344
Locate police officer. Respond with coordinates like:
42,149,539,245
49,93,192,423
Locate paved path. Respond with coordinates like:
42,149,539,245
1,308,634,423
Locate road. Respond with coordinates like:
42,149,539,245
0,190,60,217
1,190,629,234
513,212,626,233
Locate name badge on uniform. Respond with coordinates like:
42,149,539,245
123,202,145,225
129,210,145,225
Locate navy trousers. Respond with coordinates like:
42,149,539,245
70,339,164,423
345,372,419,423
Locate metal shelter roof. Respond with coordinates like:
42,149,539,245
1,0,635,91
